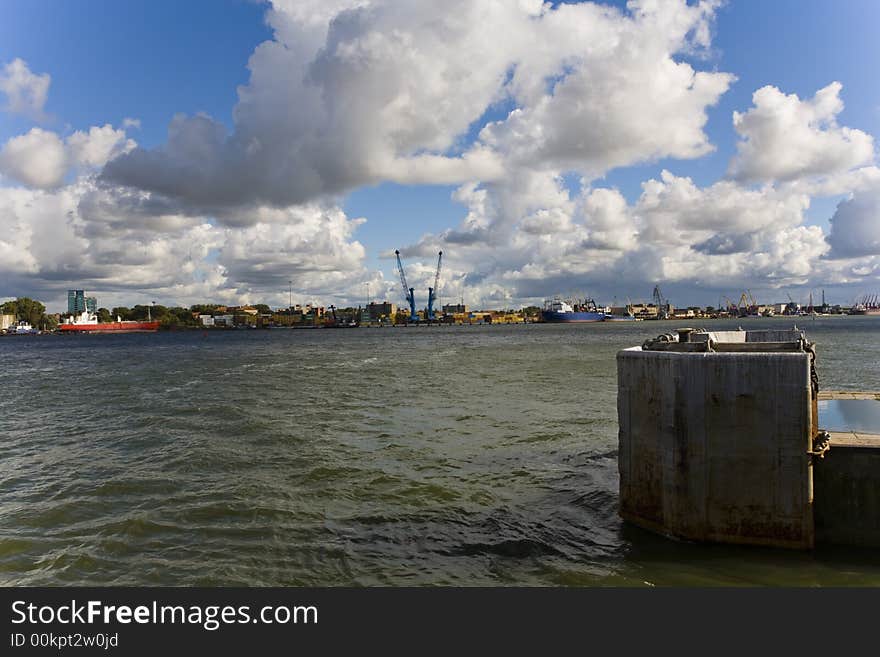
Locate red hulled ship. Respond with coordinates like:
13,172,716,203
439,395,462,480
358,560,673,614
59,310,160,333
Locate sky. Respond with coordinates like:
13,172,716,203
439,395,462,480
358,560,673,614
1,0,879,313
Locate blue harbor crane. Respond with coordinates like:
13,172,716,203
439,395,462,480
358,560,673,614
395,249,418,322
426,251,443,321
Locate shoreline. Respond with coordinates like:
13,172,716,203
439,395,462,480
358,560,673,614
0,311,871,337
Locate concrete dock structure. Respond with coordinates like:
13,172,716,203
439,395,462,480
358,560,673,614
617,328,880,549
813,391,880,547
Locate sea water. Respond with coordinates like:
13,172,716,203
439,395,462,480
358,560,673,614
2,316,879,586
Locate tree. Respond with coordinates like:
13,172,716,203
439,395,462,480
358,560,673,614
253,304,272,314
1,297,54,329
112,306,131,320
190,304,221,314
97,307,112,323
130,304,168,321
168,306,198,327
3,297,45,327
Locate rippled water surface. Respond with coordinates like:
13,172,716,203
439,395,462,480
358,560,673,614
2,317,880,586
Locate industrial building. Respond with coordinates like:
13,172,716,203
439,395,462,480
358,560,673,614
364,301,396,323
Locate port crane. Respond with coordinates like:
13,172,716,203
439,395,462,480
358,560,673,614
748,289,759,315
736,290,759,317
426,251,443,321
394,250,418,322
652,285,669,319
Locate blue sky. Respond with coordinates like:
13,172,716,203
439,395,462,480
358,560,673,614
1,1,878,310
0,0,271,146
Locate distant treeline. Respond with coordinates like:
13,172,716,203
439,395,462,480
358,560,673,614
2,298,268,330
4,299,546,331
109,305,206,328
1,297,57,330
107,303,275,328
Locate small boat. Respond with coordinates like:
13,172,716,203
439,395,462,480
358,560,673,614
5,320,39,335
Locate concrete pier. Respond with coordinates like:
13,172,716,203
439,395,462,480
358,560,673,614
618,327,880,549
814,432,880,547
618,328,815,548
813,392,880,547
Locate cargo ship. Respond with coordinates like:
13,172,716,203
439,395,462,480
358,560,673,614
59,310,160,333
848,294,880,316
541,297,605,323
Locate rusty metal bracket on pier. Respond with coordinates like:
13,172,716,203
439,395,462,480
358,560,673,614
809,429,831,460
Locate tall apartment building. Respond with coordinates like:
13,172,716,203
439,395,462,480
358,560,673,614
67,290,86,314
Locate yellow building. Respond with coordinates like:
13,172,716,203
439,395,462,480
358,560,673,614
365,301,396,322
491,312,524,324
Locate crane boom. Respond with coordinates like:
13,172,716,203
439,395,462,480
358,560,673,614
652,285,669,319
395,250,408,297
394,249,417,322
427,251,443,320
433,251,443,301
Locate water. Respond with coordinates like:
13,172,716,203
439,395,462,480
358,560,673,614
2,316,879,586
818,399,880,434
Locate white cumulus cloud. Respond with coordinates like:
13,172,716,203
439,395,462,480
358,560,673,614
0,178,378,310
729,82,875,183
102,0,734,215
0,58,50,120
400,166,837,307
67,125,136,168
0,128,68,189
826,185,880,258
0,124,134,190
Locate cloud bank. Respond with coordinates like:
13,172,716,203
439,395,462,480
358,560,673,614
1,1,879,310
